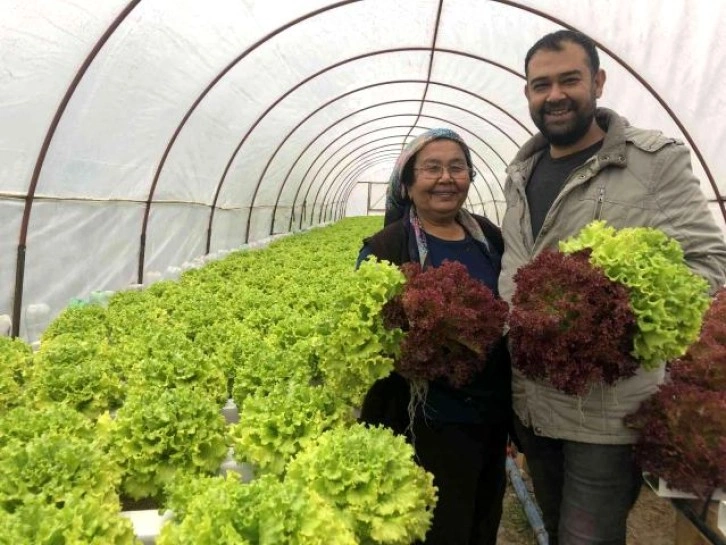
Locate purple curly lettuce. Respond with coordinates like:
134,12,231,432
509,249,637,396
382,260,508,388
626,381,726,499
669,287,726,392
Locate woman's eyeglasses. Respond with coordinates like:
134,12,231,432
413,164,475,180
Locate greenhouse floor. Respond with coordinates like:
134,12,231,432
497,471,676,544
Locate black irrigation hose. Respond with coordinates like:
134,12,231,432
671,498,726,545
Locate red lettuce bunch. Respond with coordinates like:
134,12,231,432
626,287,726,498
625,382,726,498
668,287,726,391
509,249,637,396
382,260,507,388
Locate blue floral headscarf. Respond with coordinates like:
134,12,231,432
384,128,490,267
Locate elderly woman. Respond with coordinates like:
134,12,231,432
357,128,512,545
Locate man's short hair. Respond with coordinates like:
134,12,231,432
525,30,600,77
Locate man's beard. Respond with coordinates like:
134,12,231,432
531,97,596,147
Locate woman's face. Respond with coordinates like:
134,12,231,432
408,139,471,221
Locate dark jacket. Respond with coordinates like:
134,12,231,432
364,213,504,267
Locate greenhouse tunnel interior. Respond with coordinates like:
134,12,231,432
1,0,725,341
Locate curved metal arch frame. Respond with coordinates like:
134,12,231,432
308,128,428,216
10,0,143,337
300,144,408,219
324,151,475,226
268,110,420,233
306,131,493,227
329,134,500,225
329,157,395,223
316,145,483,225
314,114,507,224
287,115,503,236
330,152,490,221
138,0,363,282
316,123,502,227
291,152,402,229
333,148,499,224
280,79,531,236
267,95,522,235
294,115,503,228
296,122,498,226
311,153,402,226
206,47,528,251
273,87,527,235
338,158,507,224
400,0,443,149
9,0,362,337
309,135,442,221
293,153,400,227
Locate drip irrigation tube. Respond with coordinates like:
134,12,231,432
506,455,549,545
671,498,726,545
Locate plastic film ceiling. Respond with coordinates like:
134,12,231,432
1,0,726,339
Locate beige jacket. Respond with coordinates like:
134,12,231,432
499,108,726,444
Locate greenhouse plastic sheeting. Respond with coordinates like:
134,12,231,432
1,0,725,339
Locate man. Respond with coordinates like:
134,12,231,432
499,30,726,545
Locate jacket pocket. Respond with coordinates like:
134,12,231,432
579,183,657,229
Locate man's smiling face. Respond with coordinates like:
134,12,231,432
525,40,604,147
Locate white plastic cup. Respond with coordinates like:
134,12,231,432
165,266,182,280
144,271,162,287
0,315,12,337
25,303,50,343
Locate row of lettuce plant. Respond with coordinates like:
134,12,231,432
0,216,436,544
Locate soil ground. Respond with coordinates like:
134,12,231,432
497,466,676,545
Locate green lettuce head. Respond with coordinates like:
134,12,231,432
158,473,357,545
560,221,711,369
285,423,436,544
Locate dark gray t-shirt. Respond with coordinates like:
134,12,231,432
526,140,603,239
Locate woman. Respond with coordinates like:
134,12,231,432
357,128,512,545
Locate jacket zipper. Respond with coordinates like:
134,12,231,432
594,186,605,220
